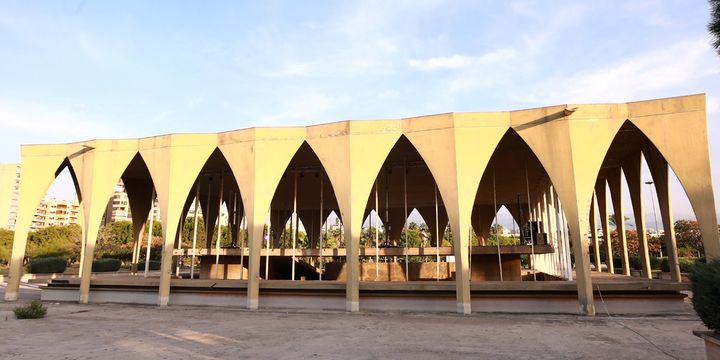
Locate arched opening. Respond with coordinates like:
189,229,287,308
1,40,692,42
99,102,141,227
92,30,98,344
357,135,451,282
94,153,161,278
592,120,696,281
473,129,566,282
179,148,244,281
265,142,341,281
20,160,83,276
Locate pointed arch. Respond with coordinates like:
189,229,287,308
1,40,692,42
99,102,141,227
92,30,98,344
627,97,719,258
594,119,710,280
473,129,558,246
358,135,451,281
5,144,79,301
121,153,156,274
265,141,341,280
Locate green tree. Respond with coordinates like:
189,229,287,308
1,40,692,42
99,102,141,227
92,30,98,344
0,228,13,265
710,0,720,56
610,229,662,256
674,219,704,257
26,224,82,262
96,220,134,260
609,214,630,228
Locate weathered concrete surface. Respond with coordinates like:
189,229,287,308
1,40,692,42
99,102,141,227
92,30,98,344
0,300,707,359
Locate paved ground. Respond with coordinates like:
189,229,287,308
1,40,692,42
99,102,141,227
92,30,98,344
0,292,708,359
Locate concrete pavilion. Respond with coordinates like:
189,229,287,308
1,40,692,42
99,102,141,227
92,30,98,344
4,94,719,316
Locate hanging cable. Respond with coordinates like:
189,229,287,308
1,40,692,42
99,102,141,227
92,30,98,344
292,172,298,281
403,158,409,281
435,183,440,281
319,172,324,281
191,183,200,279
265,207,271,280
215,173,224,279
385,169,389,264
493,166,503,281
374,178,379,281
525,158,537,281
144,188,155,278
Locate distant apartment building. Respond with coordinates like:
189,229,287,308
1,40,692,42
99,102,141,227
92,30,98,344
30,197,82,231
102,181,160,225
0,163,20,230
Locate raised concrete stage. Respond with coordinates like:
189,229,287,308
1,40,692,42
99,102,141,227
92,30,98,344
193,245,551,281
41,273,690,315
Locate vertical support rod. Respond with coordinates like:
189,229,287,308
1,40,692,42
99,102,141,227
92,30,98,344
403,158,409,280
176,215,183,277
190,183,200,279
374,178,379,281
319,173,324,281
525,159,536,281
144,188,155,278
435,183,440,281
239,215,245,280
493,166,503,281
292,172,298,281
215,173,224,279
265,208,270,280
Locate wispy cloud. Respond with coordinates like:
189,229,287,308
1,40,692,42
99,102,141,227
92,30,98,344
521,39,720,104
0,100,119,140
408,49,516,71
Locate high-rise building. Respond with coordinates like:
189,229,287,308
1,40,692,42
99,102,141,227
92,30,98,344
102,181,160,225
0,163,20,230
30,197,82,231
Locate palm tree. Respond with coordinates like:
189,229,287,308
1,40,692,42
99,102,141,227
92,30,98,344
711,0,720,55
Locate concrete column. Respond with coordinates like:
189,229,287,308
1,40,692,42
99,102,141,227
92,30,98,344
623,152,652,279
565,204,596,316
123,178,154,275
607,167,630,275
546,187,559,277
343,214,362,312
589,194,601,272
4,154,66,301
246,205,266,309
595,179,612,274
140,135,217,307
644,147,681,281
560,202,572,280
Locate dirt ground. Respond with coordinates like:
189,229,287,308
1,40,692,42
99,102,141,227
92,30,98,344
0,297,708,360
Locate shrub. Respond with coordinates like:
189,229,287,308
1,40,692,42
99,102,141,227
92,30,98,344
26,257,67,274
137,260,161,271
660,257,670,272
690,258,720,332
100,248,133,262
14,300,47,319
629,256,642,271
92,258,122,272
649,256,661,271
679,257,706,273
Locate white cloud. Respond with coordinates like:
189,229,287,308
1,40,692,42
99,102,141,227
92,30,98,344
708,96,719,114
409,49,516,71
0,100,119,140
520,39,720,105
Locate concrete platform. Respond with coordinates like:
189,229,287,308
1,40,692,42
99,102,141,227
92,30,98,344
40,272,690,315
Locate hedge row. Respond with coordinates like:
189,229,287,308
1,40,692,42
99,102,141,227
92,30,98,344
26,257,67,274
137,260,161,271
610,256,705,273
92,258,122,272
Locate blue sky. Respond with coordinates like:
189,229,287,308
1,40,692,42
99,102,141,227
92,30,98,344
1,0,719,227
